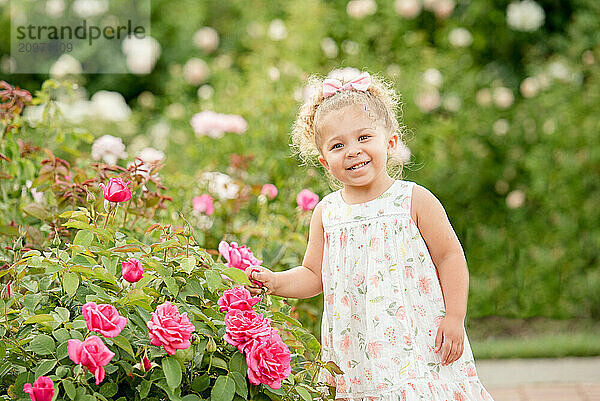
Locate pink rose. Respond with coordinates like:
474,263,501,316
217,286,260,313
82,302,127,338
99,177,132,203
218,240,262,271
260,184,278,200
193,194,215,215
223,309,274,353
67,336,115,385
147,301,195,355
245,331,291,389
142,356,152,372
121,258,144,283
296,189,319,211
23,376,54,401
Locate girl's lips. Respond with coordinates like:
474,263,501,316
346,160,370,171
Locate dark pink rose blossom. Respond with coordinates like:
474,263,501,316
245,331,291,389
68,336,115,385
296,189,319,211
218,240,262,271
147,302,195,355
223,308,274,353
142,356,152,372
99,177,132,203
82,301,127,338
121,258,144,283
217,286,260,313
23,376,54,401
193,194,215,215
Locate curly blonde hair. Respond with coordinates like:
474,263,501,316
290,70,408,189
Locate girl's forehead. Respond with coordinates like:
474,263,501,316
321,103,377,129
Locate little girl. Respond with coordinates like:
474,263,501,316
245,70,494,400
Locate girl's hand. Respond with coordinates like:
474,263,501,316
433,315,465,366
244,266,278,296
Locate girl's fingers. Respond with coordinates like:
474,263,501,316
441,340,451,364
434,328,443,353
446,341,457,364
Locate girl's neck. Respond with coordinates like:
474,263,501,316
340,174,395,205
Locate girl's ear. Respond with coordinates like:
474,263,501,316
318,155,330,170
387,132,400,157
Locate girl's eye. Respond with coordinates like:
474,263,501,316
331,143,342,150
359,134,370,141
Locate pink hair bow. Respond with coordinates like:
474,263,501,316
322,72,372,98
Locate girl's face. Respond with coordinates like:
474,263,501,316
317,104,398,190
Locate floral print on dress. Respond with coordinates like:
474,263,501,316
317,180,494,400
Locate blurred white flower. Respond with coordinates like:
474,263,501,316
493,87,514,109
24,181,44,204
183,58,210,85
493,119,510,136
423,68,443,88
197,85,214,100
506,190,525,209
432,0,455,19
63,100,92,124
122,36,161,75
547,60,570,81
476,88,492,106
268,66,280,81
46,0,65,17
195,214,214,230
393,141,411,163
193,27,219,53
394,0,422,18
137,147,164,165
138,91,155,108
321,37,339,58
416,90,441,113
90,91,131,122
422,0,437,10
442,93,461,112
247,22,264,39
200,171,239,200
341,40,359,55
190,111,247,138
268,19,287,41
149,121,169,150
91,135,127,165
520,77,539,98
50,54,82,78
506,0,545,32
448,28,473,48
72,0,108,18
346,0,377,19
327,67,361,81
166,103,186,120
23,105,44,126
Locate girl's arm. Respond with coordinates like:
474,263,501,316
245,202,325,299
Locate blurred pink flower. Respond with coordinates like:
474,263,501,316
23,376,54,401
82,302,127,338
260,184,278,200
190,110,247,138
218,241,262,271
99,177,132,203
193,194,214,215
147,301,195,355
296,189,319,211
121,258,144,283
245,331,291,389
217,286,260,313
68,336,115,385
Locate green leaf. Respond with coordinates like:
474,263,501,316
23,203,51,221
100,383,118,398
211,356,228,370
205,270,222,293
164,276,179,296
23,314,54,324
162,356,182,390
271,311,303,328
222,268,251,285
35,359,57,377
137,380,151,398
230,372,248,399
30,334,56,355
92,267,117,285
55,307,70,323
62,272,79,296
228,351,247,374
182,396,201,401
111,335,134,357
191,374,210,392
0,341,5,359
73,230,94,247
211,375,235,401
180,256,196,274
63,380,76,400
295,387,312,401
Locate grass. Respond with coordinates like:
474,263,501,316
466,316,600,359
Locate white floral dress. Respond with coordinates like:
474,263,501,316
317,180,494,401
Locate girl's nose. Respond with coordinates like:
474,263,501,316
346,146,361,157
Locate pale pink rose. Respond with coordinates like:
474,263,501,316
82,302,127,338
418,276,432,294
147,302,195,355
23,376,54,401
223,308,274,353
217,286,260,313
121,258,144,283
260,184,278,200
245,331,291,390
190,111,247,138
296,189,319,211
99,177,132,203
218,240,262,271
193,194,214,215
68,336,115,385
